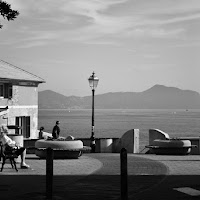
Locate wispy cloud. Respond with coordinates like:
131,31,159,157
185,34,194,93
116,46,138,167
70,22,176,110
3,0,200,48
143,54,160,59
124,28,185,39
142,12,200,26
17,41,48,48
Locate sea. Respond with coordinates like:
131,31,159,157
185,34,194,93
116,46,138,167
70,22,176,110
38,109,200,151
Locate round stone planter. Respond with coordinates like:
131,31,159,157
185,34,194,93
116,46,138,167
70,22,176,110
150,139,192,155
35,148,82,159
35,139,84,159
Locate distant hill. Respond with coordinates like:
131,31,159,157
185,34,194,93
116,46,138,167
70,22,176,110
38,85,200,109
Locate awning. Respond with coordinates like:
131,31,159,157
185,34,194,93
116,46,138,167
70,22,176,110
0,106,8,112
7,125,21,129
0,106,8,116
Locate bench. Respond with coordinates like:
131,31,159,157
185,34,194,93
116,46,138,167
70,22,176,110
0,144,18,172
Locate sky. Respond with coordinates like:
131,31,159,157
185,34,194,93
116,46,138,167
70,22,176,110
0,0,200,96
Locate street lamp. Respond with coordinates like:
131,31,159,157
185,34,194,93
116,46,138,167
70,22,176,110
88,72,99,153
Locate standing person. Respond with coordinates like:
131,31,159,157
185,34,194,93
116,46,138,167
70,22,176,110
0,125,30,169
52,121,60,139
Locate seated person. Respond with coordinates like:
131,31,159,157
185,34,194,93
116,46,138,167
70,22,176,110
39,126,44,139
0,125,30,169
65,135,75,141
50,135,75,141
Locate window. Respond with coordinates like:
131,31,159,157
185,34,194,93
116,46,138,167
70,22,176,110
16,116,30,138
0,83,12,98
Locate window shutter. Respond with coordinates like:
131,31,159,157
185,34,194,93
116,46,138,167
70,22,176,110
26,117,30,138
8,84,12,98
0,84,3,97
4,83,9,98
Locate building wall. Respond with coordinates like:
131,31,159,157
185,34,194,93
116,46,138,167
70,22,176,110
13,85,38,105
0,84,39,139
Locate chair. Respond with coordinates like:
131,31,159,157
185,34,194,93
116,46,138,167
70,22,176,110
0,143,18,172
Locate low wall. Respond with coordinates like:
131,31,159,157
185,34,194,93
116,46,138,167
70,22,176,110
24,139,38,154
77,137,122,153
24,138,118,154
77,129,139,153
24,129,140,154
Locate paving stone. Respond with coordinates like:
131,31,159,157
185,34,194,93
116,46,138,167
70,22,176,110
0,153,199,200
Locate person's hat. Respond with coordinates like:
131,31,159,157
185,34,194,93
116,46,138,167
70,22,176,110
56,121,60,124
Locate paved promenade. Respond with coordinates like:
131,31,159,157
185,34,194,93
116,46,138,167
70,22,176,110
0,153,200,199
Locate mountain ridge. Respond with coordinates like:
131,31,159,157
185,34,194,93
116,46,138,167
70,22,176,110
38,85,200,109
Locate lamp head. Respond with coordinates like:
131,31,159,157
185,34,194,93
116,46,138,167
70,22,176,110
88,72,99,90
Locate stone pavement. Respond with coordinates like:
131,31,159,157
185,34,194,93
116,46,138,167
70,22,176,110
0,153,200,199
133,154,200,200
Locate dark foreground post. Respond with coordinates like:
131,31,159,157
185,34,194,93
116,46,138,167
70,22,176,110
46,147,54,199
120,148,128,200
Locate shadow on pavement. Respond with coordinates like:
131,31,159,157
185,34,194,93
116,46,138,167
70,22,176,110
134,175,200,200
0,174,166,200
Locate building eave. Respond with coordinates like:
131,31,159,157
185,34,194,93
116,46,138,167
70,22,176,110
0,60,46,83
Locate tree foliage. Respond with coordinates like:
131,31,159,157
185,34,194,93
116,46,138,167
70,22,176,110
0,0,19,28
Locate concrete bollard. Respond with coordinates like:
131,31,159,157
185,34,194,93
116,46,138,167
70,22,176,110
120,148,128,200
46,147,54,199
114,129,139,153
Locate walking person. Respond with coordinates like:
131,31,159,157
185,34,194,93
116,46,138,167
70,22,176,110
52,121,60,139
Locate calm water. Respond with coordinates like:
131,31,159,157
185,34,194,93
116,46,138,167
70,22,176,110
38,109,200,151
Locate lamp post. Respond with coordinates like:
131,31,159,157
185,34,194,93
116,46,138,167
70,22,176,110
88,72,99,153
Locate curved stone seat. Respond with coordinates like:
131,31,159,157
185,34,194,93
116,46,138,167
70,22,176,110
146,139,194,155
35,139,84,159
149,129,170,145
